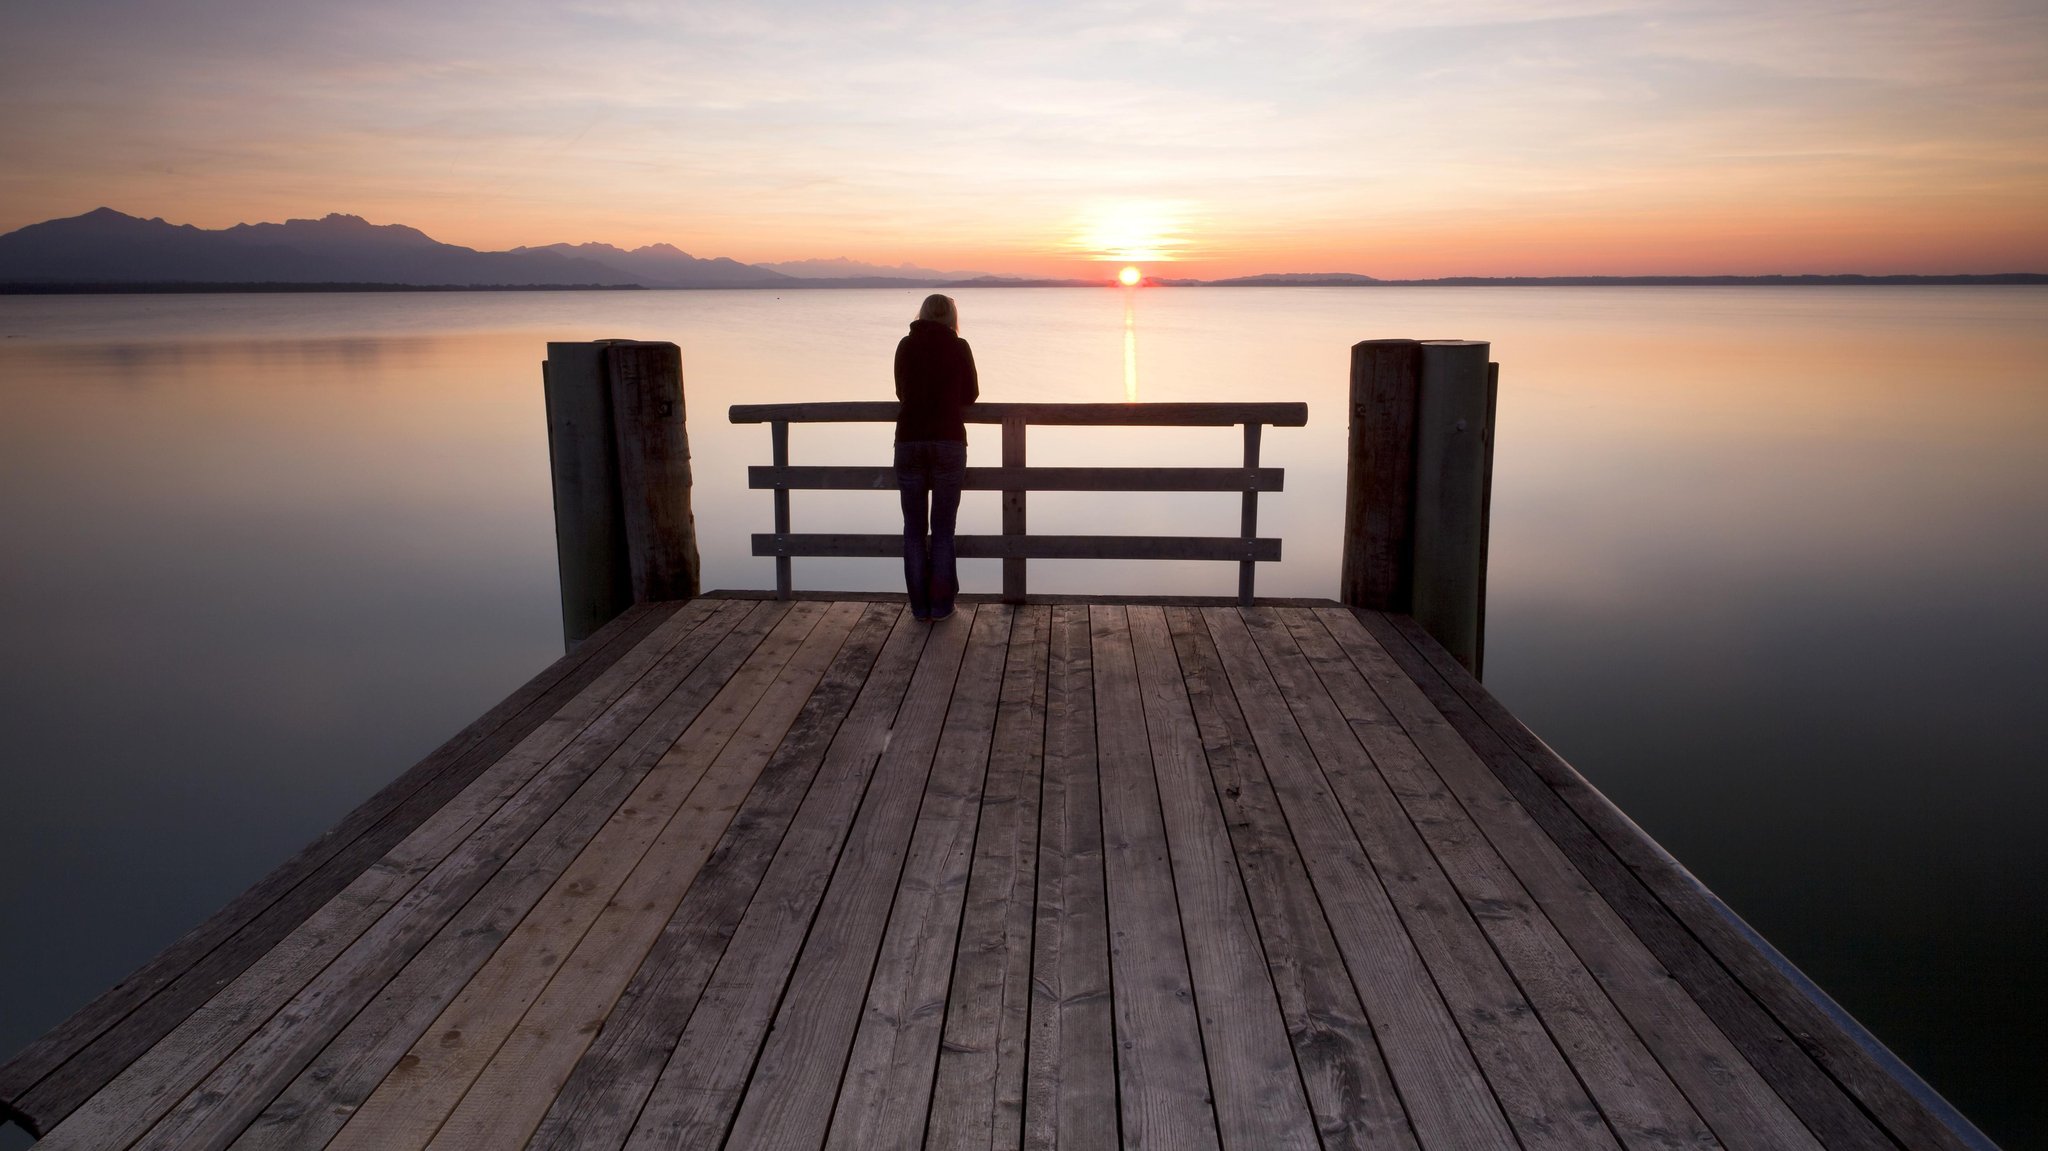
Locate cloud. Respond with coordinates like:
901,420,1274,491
1,0,2043,273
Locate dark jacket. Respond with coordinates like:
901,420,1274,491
894,319,979,442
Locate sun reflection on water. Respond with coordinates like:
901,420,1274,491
1122,292,1138,401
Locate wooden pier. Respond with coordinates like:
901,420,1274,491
0,594,1989,1149
1,343,1992,1148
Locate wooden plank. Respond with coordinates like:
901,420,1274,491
420,602,899,1151
1163,606,1418,1151
823,605,1013,1149
706,589,1341,609
638,608,979,1151
124,601,799,1151
755,533,1280,562
1280,608,1733,1151
1022,604,1116,1151
1089,604,1221,1151
1227,606,1618,1151
526,608,963,1150
927,605,1049,1151
30,599,747,1151
1412,591,1978,1148
0,600,676,1136
1124,606,1318,1151
1357,609,1934,1151
1194,606,1520,1150
749,465,1286,492
251,601,860,1151
731,401,1309,427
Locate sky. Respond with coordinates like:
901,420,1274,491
1,0,2045,278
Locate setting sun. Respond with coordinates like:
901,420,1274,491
1118,266,1141,287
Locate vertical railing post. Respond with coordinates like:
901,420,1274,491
771,419,792,600
1239,421,1262,606
543,339,698,650
1002,413,1027,602
1341,339,1496,675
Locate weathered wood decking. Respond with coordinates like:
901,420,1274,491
1,595,1989,1150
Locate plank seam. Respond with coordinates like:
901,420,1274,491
1142,606,1323,1149
0,601,676,1134
1361,609,1912,1151
684,614,948,1150
1192,608,1428,1147
101,600,747,1151
801,605,981,1151
1282,608,1639,1149
1211,606,1531,1151
393,601,850,1151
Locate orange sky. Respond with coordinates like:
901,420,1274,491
2,1,2044,277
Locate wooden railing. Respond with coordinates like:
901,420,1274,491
729,401,1307,605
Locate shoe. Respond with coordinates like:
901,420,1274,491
929,606,954,621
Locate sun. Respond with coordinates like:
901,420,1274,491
1118,266,1142,287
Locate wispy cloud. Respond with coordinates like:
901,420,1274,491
1,0,2042,274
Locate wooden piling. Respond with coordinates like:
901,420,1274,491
543,340,699,648
1340,338,1496,676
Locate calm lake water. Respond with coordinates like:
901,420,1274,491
1,287,2043,1147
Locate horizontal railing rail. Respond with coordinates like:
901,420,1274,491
730,400,1303,604
731,400,1308,426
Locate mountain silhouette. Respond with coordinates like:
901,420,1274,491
510,242,794,287
0,209,643,286
759,256,990,281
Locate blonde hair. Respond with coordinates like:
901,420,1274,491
917,293,958,329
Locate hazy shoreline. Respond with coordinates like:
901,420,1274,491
4,273,2044,295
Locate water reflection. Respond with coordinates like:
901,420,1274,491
0,288,2044,1145
1123,290,1139,401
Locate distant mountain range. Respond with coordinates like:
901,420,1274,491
1,209,2041,290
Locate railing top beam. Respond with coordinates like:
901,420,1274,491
729,401,1308,427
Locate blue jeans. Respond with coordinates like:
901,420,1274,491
896,440,966,618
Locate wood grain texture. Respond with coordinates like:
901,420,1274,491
32,599,740,1151
823,605,1013,1150
0,600,676,1136
754,533,1280,562
731,401,1308,427
421,602,898,1151
928,605,1049,1151
524,605,933,1151
288,601,860,1151
1196,606,1519,1151
13,594,1974,1151
135,601,799,1151
550,609,970,1151
1124,606,1318,1151
1357,609,1922,1151
1232,605,1618,1151
749,465,1286,492
607,341,700,602
1284,608,1726,1151
1089,604,1221,1151
1022,605,1117,1151
1388,600,1984,1150
1163,607,1417,1151
1340,339,1419,612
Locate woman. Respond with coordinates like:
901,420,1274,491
895,293,978,620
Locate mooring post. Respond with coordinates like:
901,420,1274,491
1341,338,1496,675
542,340,699,649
